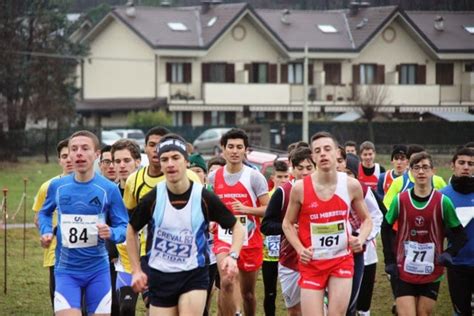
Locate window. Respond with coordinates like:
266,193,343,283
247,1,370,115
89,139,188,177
318,25,337,33
168,22,188,31
399,64,417,84
436,63,454,85
252,63,268,83
209,63,226,82
172,63,184,83
360,64,376,84
324,63,341,85
465,63,474,72
288,63,303,84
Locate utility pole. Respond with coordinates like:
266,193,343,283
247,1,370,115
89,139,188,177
302,43,309,142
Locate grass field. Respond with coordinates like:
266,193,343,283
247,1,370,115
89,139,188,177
0,156,456,315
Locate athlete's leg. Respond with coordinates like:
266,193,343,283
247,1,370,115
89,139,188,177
395,296,417,316
447,266,473,316
149,305,178,316
203,263,218,316
327,277,352,315
116,272,138,316
346,252,364,316
216,252,237,315
279,264,301,316
262,260,278,316
85,269,112,316
109,262,119,316
300,288,325,316
49,266,55,310
356,263,377,313
54,273,82,316
239,270,258,316
178,289,207,315
415,296,436,316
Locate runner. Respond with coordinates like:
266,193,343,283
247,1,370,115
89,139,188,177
99,145,117,182
122,126,201,309
262,160,289,316
38,130,129,316
357,141,385,190
377,145,408,198
344,141,357,156
283,131,373,316
262,146,316,316
382,151,466,316
126,134,244,316
33,138,74,311
111,139,142,316
208,128,269,316
440,147,474,316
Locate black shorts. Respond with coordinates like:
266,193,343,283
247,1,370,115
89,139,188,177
149,266,209,308
394,278,440,301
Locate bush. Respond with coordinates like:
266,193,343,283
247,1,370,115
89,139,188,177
127,110,173,127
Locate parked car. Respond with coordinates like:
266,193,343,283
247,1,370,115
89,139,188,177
246,150,288,191
101,130,121,146
110,129,146,151
193,128,231,156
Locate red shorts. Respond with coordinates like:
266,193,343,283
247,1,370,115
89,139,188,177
298,255,354,290
214,240,263,272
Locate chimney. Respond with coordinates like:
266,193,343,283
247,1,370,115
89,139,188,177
280,9,291,25
201,0,222,14
349,1,370,16
125,0,136,18
434,15,444,31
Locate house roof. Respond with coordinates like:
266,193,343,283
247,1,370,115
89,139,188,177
82,3,473,54
404,11,474,52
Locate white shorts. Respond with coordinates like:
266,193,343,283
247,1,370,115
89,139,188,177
278,263,300,308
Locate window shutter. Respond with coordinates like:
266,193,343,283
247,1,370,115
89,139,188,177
308,64,314,85
202,63,209,83
416,65,426,84
184,63,192,83
244,63,253,83
269,64,277,83
352,64,360,84
396,64,400,73
225,63,235,83
166,63,172,82
436,63,454,85
281,64,288,83
376,64,385,84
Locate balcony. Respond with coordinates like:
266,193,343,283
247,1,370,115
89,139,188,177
203,83,291,105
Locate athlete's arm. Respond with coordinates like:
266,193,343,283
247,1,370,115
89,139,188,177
381,196,399,265
348,177,373,253
364,188,383,241
106,186,129,244
282,181,312,263
127,188,155,293
32,180,50,228
442,195,467,256
261,187,284,235
38,180,58,248
233,171,270,216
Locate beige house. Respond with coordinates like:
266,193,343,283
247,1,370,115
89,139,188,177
75,2,474,127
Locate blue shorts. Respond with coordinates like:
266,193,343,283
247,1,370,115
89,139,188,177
116,271,132,289
149,266,209,308
54,268,111,313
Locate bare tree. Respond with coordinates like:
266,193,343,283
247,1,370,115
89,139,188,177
351,84,390,142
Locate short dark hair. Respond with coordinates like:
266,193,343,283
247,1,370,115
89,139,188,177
409,151,433,168
111,139,141,160
70,130,100,151
274,160,289,172
338,145,346,160
407,144,425,159
56,138,69,158
291,147,315,167
344,140,357,148
100,145,112,160
359,141,375,152
310,131,339,148
220,128,249,148
452,147,474,164
207,156,226,170
464,141,474,149
145,126,170,145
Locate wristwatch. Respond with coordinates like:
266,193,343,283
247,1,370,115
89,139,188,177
228,251,239,260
